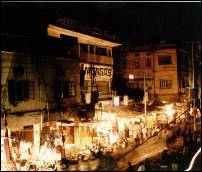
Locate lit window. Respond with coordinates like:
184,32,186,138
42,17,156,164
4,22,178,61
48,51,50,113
160,80,172,89
129,74,134,80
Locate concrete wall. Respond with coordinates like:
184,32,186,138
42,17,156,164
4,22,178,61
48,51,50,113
154,49,178,101
1,51,80,130
120,48,181,101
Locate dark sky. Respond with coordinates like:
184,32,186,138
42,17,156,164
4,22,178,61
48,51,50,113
2,2,201,44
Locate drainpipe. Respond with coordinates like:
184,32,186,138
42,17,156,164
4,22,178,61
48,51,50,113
192,41,195,89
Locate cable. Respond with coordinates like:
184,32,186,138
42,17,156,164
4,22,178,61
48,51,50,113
185,147,201,171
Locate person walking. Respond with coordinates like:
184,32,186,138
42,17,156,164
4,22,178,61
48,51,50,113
145,158,151,171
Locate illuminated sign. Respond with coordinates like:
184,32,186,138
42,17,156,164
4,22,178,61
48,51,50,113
33,124,40,146
85,93,91,104
114,96,120,107
81,63,113,81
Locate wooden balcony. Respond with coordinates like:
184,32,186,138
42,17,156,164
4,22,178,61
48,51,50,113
80,51,113,65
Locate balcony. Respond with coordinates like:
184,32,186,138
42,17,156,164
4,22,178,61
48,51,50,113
80,51,113,65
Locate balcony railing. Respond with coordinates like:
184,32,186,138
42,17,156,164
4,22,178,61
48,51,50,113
80,51,113,65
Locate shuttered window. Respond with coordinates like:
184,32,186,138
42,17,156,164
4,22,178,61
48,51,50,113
8,80,34,102
53,80,76,100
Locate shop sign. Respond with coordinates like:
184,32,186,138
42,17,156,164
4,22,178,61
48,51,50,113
81,63,113,81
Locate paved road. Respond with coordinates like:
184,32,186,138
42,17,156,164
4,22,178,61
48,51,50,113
66,129,170,171
115,130,169,171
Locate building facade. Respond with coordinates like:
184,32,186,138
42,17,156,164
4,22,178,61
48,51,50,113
1,34,80,132
47,20,121,110
1,18,121,149
113,43,193,102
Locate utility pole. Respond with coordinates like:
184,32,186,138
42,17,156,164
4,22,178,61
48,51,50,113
191,41,196,106
144,73,147,128
192,41,195,90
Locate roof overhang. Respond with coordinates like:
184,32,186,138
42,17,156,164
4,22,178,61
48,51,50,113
47,24,122,48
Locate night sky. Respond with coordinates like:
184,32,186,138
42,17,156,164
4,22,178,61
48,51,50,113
2,2,201,44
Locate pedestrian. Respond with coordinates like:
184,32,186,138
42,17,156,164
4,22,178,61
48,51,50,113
126,162,134,171
96,148,103,158
161,149,169,166
145,158,151,171
196,108,201,121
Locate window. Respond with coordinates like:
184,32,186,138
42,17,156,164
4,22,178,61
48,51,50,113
96,47,107,56
129,74,134,80
58,69,65,76
108,49,111,57
183,77,190,88
146,52,151,56
90,45,94,54
8,80,34,102
158,55,172,65
123,58,127,69
53,81,76,100
134,58,139,68
160,80,172,89
135,53,139,56
146,56,151,67
13,66,24,78
80,43,88,52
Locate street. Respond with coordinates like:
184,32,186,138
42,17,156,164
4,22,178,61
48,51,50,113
65,113,201,171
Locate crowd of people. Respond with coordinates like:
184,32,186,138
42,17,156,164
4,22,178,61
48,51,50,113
2,101,200,171
127,103,201,171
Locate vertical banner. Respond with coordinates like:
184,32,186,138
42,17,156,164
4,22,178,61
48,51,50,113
144,92,148,101
124,95,129,106
85,93,91,104
33,124,40,146
4,138,12,160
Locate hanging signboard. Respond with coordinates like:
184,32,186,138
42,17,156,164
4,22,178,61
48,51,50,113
81,63,113,81
85,93,91,104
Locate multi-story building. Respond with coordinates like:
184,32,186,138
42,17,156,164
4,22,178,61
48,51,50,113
1,17,121,148
113,43,194,102
48,16,121,110
1,33,80,142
